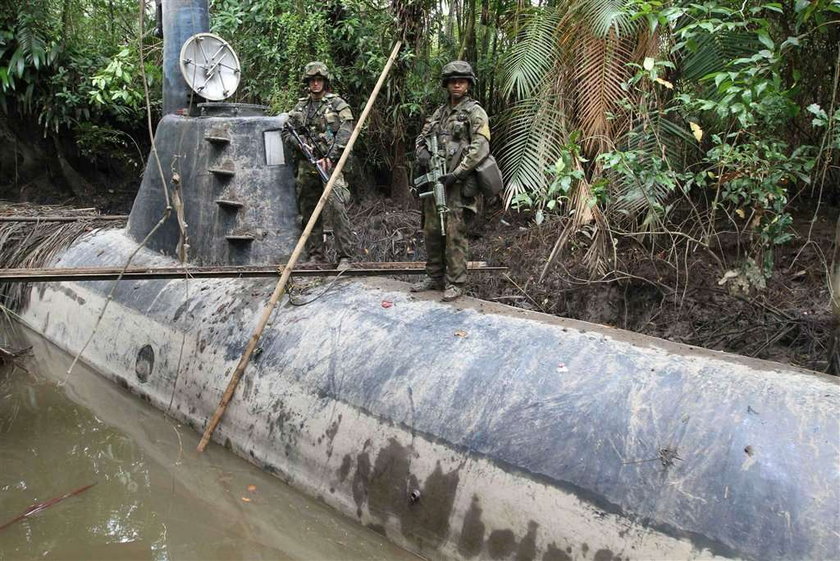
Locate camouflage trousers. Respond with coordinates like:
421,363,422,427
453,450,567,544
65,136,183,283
296,163,355,259
422,197,469,287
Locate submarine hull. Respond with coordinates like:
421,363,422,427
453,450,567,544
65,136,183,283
18,227,840,561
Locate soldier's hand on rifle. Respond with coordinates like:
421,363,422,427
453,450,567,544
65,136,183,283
439,173,457,188
317,158,333,172
297,140,315,158
288,110,304,129
416,146,431,167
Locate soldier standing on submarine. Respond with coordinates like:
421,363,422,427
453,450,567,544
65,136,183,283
282,62,356,270
412,61,491,301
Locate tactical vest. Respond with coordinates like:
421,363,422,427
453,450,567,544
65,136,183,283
429,99,503,196
292,93,351,157
428,98,480,171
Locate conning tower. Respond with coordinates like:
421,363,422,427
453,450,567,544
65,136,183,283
128,0,300,266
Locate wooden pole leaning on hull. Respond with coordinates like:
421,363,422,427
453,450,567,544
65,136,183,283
197,41,403,452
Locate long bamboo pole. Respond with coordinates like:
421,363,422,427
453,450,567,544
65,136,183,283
197,41,403,452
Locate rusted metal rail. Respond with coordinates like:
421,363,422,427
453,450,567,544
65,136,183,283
0,262,505,283
0,215,128,222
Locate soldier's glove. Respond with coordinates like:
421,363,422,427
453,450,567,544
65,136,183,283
416,147,432,167
439,173,458,188
288,111,304,129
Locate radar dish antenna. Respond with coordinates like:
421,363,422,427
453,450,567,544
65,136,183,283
179,33,241,101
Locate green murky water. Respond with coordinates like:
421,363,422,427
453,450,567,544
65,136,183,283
0,326,418,561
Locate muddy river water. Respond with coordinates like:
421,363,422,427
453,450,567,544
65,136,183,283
0,325,419,561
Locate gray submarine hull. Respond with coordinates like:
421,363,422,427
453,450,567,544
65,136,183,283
19,223,840,561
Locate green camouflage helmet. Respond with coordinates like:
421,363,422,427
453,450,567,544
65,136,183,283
440,60,476,87
301,61,332,84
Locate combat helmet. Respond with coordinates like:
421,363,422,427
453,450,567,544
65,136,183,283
301,61,332,84
440,60,476,87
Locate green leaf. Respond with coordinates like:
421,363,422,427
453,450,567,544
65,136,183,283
780,36,800,49
806,103,823,115
560,175,572,192
757,31,774,50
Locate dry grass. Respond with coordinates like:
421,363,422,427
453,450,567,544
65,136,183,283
349,199,424,264
0,203,126,312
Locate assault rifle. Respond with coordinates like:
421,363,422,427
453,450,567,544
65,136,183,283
413,135,448,236
284,123,331,184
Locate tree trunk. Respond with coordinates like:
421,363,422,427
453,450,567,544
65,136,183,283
388,0,429,205
52,137,94,198
390,135,412,206
458,0,476,61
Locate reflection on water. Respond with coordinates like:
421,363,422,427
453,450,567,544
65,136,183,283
0,326,418,561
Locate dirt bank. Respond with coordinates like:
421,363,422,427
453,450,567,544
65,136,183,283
348,197,839,375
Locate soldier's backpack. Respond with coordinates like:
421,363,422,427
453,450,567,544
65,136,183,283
475,154,504,198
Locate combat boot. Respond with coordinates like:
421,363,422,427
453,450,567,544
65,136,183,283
442,284,464,302
410,276,444,292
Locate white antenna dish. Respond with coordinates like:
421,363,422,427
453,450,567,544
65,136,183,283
180,33,241,101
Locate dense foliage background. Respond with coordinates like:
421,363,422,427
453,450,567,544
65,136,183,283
0,0,159,198
209,0,839,284
0,0,837,369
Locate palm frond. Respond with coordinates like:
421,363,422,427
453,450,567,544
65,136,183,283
499,8,563,100
610,171,673,220
0,204,122,312
630,26,664,63
570,0,641,40
497,94,570,208
679,31,758,82
495,0,657,277
623,114,698,165
573,33,637,152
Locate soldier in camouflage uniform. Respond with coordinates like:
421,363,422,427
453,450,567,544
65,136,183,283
412,61,491,301
282,61,355,268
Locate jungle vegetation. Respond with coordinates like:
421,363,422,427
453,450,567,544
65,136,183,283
0,0,838,368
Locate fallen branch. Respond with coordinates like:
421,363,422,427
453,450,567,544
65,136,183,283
0,483,96,531
0,344,30,363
